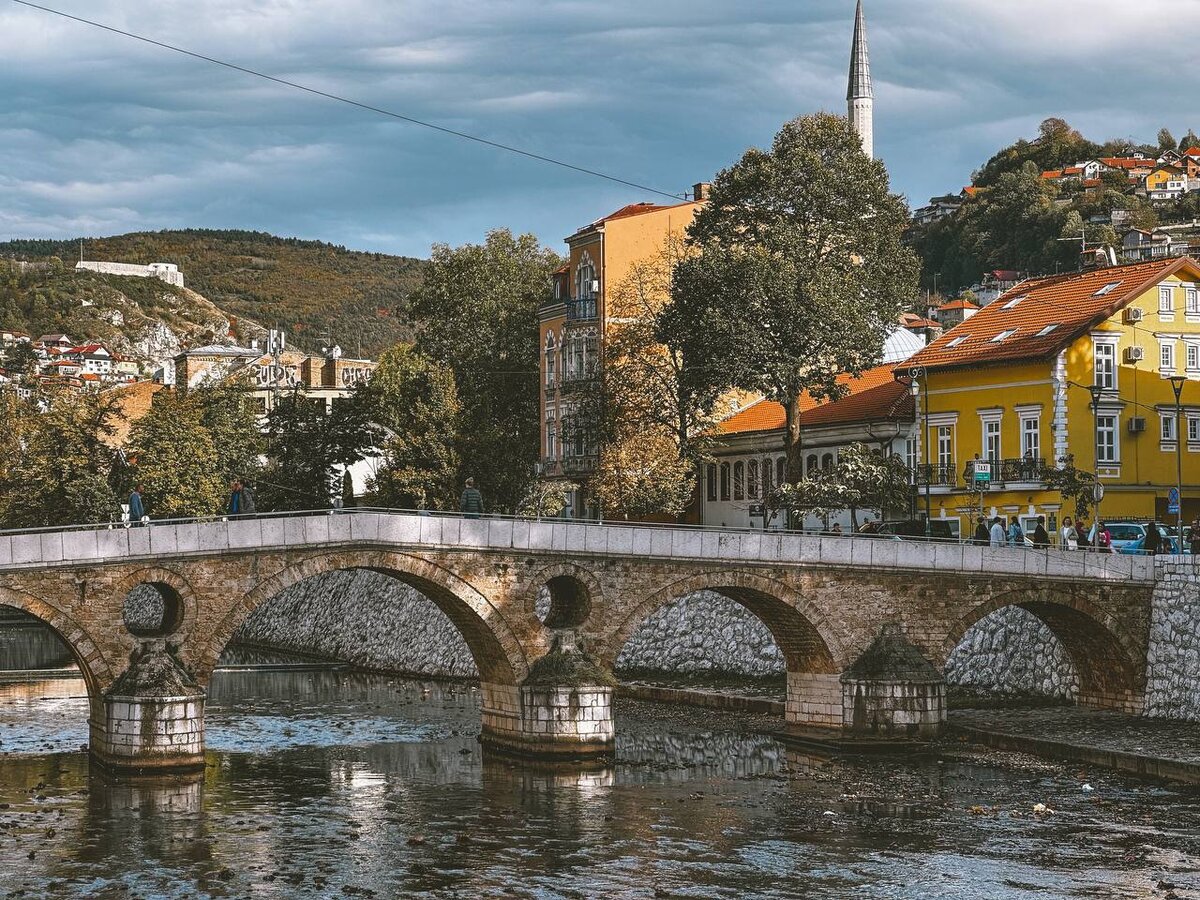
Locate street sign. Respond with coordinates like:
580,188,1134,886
1092,483,1105,503
972,461,991,484
1168,487,1181,515
749,504,766,518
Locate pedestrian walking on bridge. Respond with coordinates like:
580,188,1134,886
128,485,145,526
460,478,484,519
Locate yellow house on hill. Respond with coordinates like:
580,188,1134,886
895,256,1200,538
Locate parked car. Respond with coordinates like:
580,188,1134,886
873,519,956,542
1088,522,1180,554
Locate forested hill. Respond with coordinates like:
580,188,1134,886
0,230,426,356
908,119,1200,295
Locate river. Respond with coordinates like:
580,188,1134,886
1,648,1199,897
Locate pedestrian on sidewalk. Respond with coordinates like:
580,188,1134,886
1075,517,1091,550
1060,516,1078,550
1095,521,1114,554
1032,515,1050,548
227,480,242,518
1007,517,1025,547
988,516,1005,548
240,480,256,516
972,517,989,546
1143,521,1163,556
459,477,484,519
128,485,145,526
1189,518,1200,556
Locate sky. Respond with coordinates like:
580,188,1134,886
3,0,1200,259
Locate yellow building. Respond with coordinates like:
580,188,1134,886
538,191,707,516
895,256,1200,538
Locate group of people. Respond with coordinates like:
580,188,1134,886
972,514,1110,551
126,479,255,525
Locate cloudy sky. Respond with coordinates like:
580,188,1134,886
3,0,1199,258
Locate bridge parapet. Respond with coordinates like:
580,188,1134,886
0,512,1157,584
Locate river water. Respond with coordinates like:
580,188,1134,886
1,652,1200,897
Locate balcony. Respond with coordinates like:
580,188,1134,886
561,455,597,475
567,298,598,322
999,456,1048,483
914,464,958,487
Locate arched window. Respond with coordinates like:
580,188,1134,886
720,463,731,501
805,454,818,475
733,461,745,501
706,464,718,501
544,333,557,387
747,459,759,499
821,453,835,471
761,457,774,495
576,252,597,299
776,457,786,487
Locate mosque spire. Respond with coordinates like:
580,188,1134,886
846,0,874,158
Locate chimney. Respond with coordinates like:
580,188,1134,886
692,182,712,202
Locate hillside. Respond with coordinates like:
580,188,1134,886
0,260,266,369
908,120,1200,295
0,230,425,357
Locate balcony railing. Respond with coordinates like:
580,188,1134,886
914,464,958,487
567,298,598,321
561,455,597,475
999,456,1048,482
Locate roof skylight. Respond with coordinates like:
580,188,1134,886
991,329,1018,343
1093,281,1123,297
1036,324,1060,337
946,334,970,348
1001,294,1028,310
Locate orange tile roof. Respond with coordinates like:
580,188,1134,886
717,365,913,436
962,186,982,197
1041,169,1063,179
1062,166,1083,176
600,201,694,223
897,257,1200,374
937,298,979,311
1187,147,1200,158
1099,157,1151,169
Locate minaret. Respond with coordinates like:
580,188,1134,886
847,0,874,158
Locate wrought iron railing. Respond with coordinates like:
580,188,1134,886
914,464,958,487
566,298,597,321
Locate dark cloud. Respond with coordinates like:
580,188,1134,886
2,0,1197,256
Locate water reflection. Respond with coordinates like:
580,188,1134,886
0,639,1198,896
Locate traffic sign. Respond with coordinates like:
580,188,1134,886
1168,487,1181,515
749,504,766,518
972,461,991,484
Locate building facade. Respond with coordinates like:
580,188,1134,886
896,256,1200,537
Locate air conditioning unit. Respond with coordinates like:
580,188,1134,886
1123,307,1144,323
1124,346,1145,363
1128,416,1146,433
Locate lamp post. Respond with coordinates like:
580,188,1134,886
1170,374,1186,553
897,365,932,524
1088,382,1104,529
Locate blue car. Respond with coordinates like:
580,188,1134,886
1089,522,1180,554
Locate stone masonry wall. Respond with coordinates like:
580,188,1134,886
1144,561,1200,721
943,607,1079,700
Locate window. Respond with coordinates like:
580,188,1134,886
776,457,786,488
747,459,759,499
991,329,1017,343
720,463,731,501
545,407,557,458
1162,414,1178,442
762,457,774,495
1161,286,1175,312
983,419,1001,462
947,334,970,348
1093,281,1122,297
733,461,745,501
1036,324,1059,337
905,438,919,471
821,453,835,471
1021,416,1040,459
1094,341,1117,389
575,254,597,299
1097,414,1118,463
806,454,818,475
1189,289,1200,316
937,426,954,467
1189,417,1200,443
544,335,557,387
706,464,718,502
1161,341,1176,371
1189,343,1200,371
1001,294,1027,310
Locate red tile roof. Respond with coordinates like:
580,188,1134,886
937,298,979,311
897,257,1200,374
1041,169,1063,180
600,201,694,223
1099,157,1151,169
717,365,913,436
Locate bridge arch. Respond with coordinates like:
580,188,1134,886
942,586,1144,711
595,570,849,675
113,567,198,640
0,585,114,714
523,562,603,630
193,550,529,686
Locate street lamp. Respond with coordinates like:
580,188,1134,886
896,366,932,524
1170,374,1186,553
1088,382,1104,528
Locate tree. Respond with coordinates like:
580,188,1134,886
3,341,38,377
2,388,123,528
1180,130,1200,153
408,230,561,511
128,391,225,519
516,479,577,518
1158,128,1177,153
193,383,264,487
769,443,912,529
664,112,919,485
1044,453,1098,519
341,469,356,508
258,392,377,511
361,343,460,510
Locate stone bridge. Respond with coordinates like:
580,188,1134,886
0,512,1157,771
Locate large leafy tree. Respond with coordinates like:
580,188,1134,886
193,383,265,487
408,229,561,511
361,343,460,510
772,443,913,529
664,112,918,484
128,391,225,519
2,388,124,528
258,391,377,511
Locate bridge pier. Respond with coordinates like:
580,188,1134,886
840,624,946,740
89,641,206,774
480,631,615,760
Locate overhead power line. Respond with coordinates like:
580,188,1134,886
10,0,687,201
